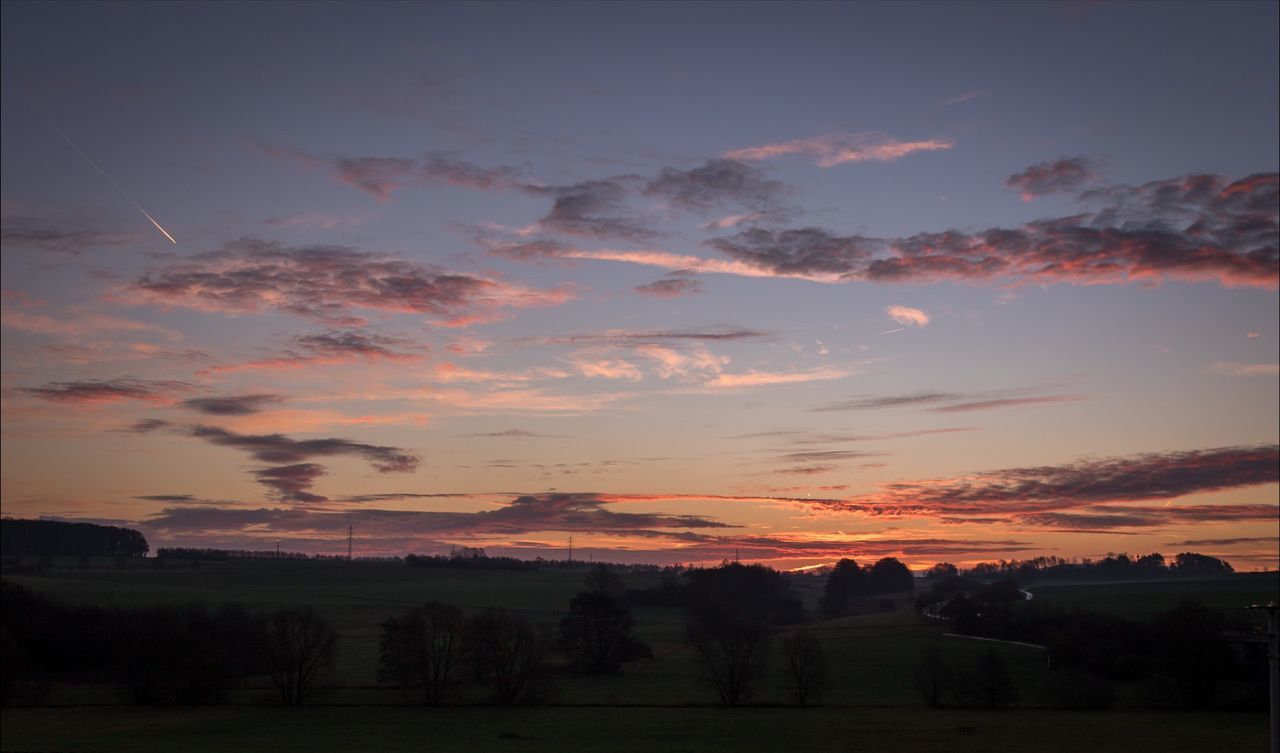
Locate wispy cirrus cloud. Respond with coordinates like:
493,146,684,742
724,132,954,167
518,326,770,347
941,89,992,107
203,330,423,374
1005,157,1098,200
128,238,571,327
706,366,854,389
457,428,570,439
1211,361,1279,377
1,219,138,254
262,146,523,200
813,388,1084,413
20,377,192,405
635,273,706,298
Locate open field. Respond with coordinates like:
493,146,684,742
2,561,1273,751
1,705,1266,753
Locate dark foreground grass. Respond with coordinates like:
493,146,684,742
1,705,1266,753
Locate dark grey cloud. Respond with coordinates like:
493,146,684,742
708,227,877,277
701,173,1278,289
178,394,285,416
520,177,656,241
21,377,192,404
131,421,419,502
130,238,566,326
829,445,1280,519
643,159,786,212
143,492,731,542
253,463,329,503
1005,157,1098,198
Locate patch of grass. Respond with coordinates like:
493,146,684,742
1,706,1266,753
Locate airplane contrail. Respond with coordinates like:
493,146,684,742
46,121,176,244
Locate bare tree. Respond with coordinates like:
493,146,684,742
687,607,770,707
914,641,950,707
781,630,830,706
257,607,336,706
379,602,466,705
466,609,550,704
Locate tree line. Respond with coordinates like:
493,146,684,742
921,552,1235,583
1,519,148,558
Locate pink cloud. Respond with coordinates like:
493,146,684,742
724,132,953,167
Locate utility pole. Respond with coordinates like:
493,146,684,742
1249,602,1279,753
568,535,573,563
275,541,280,560
347,525,353,562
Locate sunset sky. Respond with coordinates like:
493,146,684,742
2,1,1277,570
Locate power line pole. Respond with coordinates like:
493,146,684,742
1250,602,1279,753
568,535,573,563
347,525,353,562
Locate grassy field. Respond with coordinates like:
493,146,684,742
2,561,1273,751
1,705,1265,753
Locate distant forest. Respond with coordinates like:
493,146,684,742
0,519,148,558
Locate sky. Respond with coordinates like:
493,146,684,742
1,1,1277,570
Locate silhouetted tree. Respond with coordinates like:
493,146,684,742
1149,599,1230,707
685,562,802,624
819,559,866,616
1170,553,1233,577
687,605,770,706
558,591,649,674
955,649,1018,709
923,562,959,579
866,557,914,595
466,609,550,704
1050,667,1116,710
257,607,336,705
379,602,466,705
914,641,950,708
781,630,830,706
583,564,625,599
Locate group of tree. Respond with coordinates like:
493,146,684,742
930,579,1258,709
379,565,653,705
914,642,1019,710
156,548,310,561
819,557,914,616
922,552,1234,584
2,580,336,707
1,519,148,558
405,553,537,571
